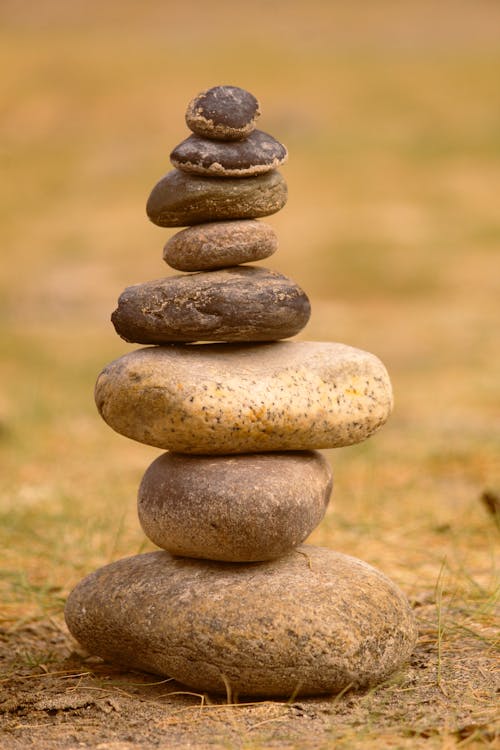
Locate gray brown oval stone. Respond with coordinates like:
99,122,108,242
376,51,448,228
65,546,417,697
185,85,260,141
170,130,287,177
163,220,278,271
146,169,287,227
111,267,310,344
94,341,393,454
138,451,333,562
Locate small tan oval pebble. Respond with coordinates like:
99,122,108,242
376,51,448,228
163,220,278,271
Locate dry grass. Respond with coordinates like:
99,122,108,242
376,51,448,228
1,1,499,748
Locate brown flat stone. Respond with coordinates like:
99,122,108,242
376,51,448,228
170,130,287,177
138,451,333,561
111,266,311,344
146,169,287,227
163,220,278,271
185,85,260,141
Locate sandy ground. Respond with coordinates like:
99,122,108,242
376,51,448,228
1,600,498,750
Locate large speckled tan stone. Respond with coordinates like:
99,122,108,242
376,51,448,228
146,169,287,227
138,451,333,561
94,341,393,454
64,546,417,697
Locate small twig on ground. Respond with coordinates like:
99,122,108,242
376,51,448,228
435,558,449,697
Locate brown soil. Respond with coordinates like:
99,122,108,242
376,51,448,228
1,602,498,750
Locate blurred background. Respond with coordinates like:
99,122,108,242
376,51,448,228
1,0,499,617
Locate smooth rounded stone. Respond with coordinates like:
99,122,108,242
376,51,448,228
163,220,278,271
94,341,393,454
185,85,260,141
170,130,287,177
138,451,333,562
111,266,310,344
146,169,287,227
64,546,417,697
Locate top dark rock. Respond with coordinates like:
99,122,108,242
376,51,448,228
185,85,260,141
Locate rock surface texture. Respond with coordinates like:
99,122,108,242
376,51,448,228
185,85,260,140
94,342,393,453
146,169,287,227
111,267,310,344
65,547,418,698
170,130,287,177
66,84,416,699
163,220,278,271
138,452,333,561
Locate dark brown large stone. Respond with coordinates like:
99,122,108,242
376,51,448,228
65,546,417,697
146,169,287,227
138,451,333,561
111,266,310,344
185,85,260,140
170,130,287,177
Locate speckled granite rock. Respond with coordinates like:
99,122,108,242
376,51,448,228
111,267,310,344
65,546,417,697
94,341,393,454
185,85,260,141
146,169,287,227
163,220,278,271
138,451,333,561
170,130,287,177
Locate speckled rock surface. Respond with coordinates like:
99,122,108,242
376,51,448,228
64,546,417,697
185,85,260,141
146,169,287,227
163,220,278,271
138,451,333,561
94,341,393,454
170,130,287,177
111,267,310,344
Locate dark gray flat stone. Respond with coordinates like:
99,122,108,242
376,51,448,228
170,130,287,177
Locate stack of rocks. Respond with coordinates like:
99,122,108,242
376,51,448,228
65,86,417,698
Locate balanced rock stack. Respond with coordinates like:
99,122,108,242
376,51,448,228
65,86,417,698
